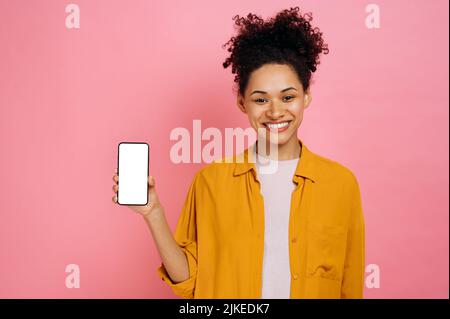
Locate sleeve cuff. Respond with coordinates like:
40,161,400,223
156,244,197,299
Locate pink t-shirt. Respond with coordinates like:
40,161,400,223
254,146,300,299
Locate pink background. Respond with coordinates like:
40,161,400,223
0,0,448,298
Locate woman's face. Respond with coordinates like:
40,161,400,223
237,63,311,146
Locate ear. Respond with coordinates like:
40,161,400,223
236,93,247,114
303,89,312,109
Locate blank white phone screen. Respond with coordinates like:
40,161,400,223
118,143,149,205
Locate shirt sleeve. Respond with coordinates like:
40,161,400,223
156,172,200,299
341,174,366,299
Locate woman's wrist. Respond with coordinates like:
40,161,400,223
143,204,165,225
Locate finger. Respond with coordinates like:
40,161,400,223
112,195,117,203
112,184,118,192
113,174,118,183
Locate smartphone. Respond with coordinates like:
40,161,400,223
117,142,149,205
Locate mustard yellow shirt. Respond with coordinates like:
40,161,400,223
156,138,365,299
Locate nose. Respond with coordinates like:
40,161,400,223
266,101,285,119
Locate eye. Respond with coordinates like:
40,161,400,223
253,98,267,104
283,95,295,102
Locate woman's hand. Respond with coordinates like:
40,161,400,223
112,168,163,218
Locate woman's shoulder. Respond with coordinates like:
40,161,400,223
308,149,360,187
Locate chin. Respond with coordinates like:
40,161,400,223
274,134,293,145
256,123,298,145
265,132,294,146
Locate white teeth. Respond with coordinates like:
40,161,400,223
265,121,290,129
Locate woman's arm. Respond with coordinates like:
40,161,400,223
144,208,190,283
153,173,200,299
112,171,191,284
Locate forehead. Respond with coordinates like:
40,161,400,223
247,64,301,92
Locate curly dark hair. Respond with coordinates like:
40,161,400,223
222,6,329,96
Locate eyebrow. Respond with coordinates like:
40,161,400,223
250,87,297,96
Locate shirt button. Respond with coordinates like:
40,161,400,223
293,274,299,280
291,237,297,243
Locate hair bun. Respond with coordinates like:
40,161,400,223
223,7,329,94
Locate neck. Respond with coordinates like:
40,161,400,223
256,136,301,161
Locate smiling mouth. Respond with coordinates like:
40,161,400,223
263,121,292,129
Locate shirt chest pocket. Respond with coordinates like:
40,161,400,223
305,223,348,282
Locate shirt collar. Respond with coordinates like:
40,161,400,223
232,138,318,184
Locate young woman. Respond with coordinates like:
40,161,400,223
112,7,365,299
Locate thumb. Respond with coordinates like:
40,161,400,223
148,175,156,189
147,176,161,205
